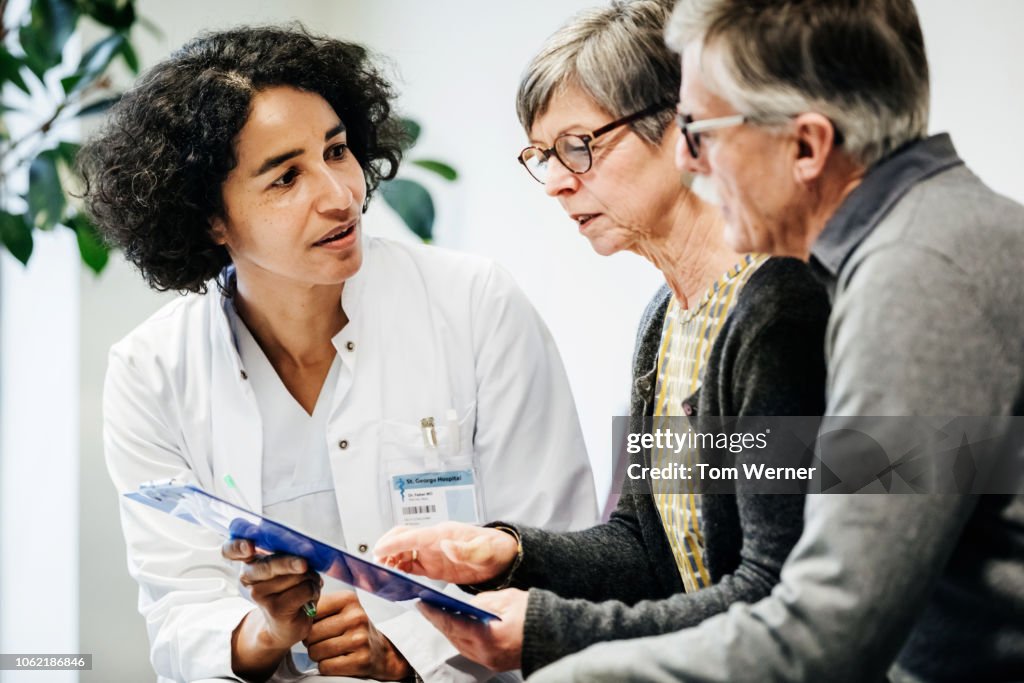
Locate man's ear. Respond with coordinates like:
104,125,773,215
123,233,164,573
791,112,837,184
209,216,228,246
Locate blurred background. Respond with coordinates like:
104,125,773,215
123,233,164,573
0,0,1022,680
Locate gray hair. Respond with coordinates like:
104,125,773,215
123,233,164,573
517,0,678,144
665,0,930,167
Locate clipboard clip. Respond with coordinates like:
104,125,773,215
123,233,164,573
139,478,182,502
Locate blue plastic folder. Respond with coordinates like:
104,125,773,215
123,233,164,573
125,480,499,623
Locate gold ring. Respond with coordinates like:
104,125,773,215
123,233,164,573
411,549,418,563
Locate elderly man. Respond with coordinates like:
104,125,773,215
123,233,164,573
530,0,1024,682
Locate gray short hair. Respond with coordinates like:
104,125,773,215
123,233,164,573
517,0,678,144
665,0,930,167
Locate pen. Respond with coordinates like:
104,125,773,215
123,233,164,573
224,474,317,619
421,417,442,469
420,417,438,449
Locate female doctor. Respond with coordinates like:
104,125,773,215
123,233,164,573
80,26,596,683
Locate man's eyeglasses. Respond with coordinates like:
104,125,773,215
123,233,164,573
518,102,671,185
675,111,747,159
676,111,846,158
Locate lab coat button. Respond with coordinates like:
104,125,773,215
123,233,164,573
338,439,349,450
346,341,355,351
358,543,368,553
240,369,248,380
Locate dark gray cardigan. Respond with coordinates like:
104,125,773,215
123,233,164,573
482,257,830,677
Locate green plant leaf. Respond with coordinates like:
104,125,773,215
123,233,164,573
62,33,126,96
380,178,434,242
81,0,136,30
28,151,66,230
67,213,109,273
0,211,34,265
411,159,458,181
399,118,421,151
119,38,140,73
21,0,79,77
0,49,31,95
38,0,79,46
76,94,122,117
19,24,52,78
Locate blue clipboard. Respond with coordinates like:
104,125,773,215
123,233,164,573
125,480,498,623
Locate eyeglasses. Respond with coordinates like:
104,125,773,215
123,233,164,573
677,111,847,159
518,102,671,184
675,111,747,159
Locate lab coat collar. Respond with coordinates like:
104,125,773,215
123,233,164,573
203,238,374,513
209,276,264,513
339,232,372,320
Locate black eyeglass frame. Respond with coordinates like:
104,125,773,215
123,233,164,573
517,101,673,184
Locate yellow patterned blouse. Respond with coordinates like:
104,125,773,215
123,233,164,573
650,254,767,591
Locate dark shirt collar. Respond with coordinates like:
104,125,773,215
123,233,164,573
809,133,964,281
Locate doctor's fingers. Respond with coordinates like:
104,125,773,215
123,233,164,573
250,575,322,617
308,589,360,620
306,597,369,646
305,623,371,662
316,649,375,678
238,554,310,584
244,568,322,602
222,538,257,562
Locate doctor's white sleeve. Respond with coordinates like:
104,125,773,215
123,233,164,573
372,262,598,683
103,347,259,682
467,262,598,529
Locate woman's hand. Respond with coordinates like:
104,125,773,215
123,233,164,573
374,522,519,585
418,588,528,672
223,539,322,681
305,591,411,680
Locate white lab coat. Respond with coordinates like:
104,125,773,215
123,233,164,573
104,237,597,683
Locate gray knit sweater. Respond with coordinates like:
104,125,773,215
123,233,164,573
483,257,830,676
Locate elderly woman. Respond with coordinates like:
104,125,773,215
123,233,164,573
374,0,829,677
81,26,596,683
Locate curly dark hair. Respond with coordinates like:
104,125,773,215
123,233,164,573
78,24,405,293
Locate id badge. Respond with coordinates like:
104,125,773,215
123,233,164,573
386,454,482,527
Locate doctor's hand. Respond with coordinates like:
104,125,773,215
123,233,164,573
223,539,322,680
418,588,527,672
304,590,411,680
374,522,519,585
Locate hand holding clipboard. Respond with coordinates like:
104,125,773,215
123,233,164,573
125,480,499,623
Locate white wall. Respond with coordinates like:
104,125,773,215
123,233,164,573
0,4,81,680
0,234,80,683
918,0,1024,205
0,1,1014,681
